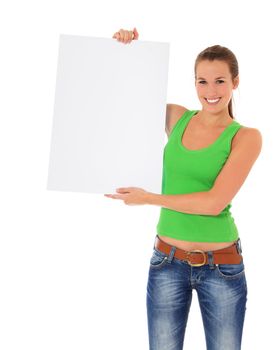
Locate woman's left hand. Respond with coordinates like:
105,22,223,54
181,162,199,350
104,187,151,206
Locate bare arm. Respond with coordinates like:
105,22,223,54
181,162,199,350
146,127,262,215
147,190,216,215
165,104,188,138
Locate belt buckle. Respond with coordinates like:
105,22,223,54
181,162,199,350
186,250,207,267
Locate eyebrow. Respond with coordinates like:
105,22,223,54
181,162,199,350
197,76,226,80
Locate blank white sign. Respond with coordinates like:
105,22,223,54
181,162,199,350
47,34,170,194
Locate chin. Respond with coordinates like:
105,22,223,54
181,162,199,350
202,107,226,115
201,101,228,112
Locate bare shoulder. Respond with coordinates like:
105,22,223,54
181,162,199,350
232,125,262,155
166,104,189,137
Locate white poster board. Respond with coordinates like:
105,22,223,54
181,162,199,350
47,34,170,194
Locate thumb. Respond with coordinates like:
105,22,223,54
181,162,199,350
132,27,139,40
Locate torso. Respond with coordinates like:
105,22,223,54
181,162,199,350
161,110,245,252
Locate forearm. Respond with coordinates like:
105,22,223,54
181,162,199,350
146,190,219,216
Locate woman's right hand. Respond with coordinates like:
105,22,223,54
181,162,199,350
112,28,139,44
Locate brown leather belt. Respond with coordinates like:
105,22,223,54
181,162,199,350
154,235,243,266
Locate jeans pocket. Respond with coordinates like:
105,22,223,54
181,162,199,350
149,248,168,269
216,260,245,279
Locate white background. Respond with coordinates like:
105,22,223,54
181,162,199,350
0,0,275,349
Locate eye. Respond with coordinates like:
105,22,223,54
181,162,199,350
198,81,206,84
216,80,225,84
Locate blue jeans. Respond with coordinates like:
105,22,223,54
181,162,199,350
146,237,247,350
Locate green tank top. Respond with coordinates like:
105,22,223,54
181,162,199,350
156,109,243,242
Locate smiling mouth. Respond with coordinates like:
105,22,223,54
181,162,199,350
205,97,221,104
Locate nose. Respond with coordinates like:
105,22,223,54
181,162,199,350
206,83,218,97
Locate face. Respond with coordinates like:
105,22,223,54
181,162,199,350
195,59,239,114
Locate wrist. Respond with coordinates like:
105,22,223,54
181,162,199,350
145,192,160,206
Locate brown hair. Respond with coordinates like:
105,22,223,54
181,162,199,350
194,45,239,119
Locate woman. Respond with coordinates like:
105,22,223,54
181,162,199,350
105,28,262,350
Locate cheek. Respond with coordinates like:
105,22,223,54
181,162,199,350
196,85,205,96
218,85,232,96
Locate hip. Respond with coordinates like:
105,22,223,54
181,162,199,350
158,235,237,251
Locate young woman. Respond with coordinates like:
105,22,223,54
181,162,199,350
105,28,262,350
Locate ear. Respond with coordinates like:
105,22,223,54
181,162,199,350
233,75,239,89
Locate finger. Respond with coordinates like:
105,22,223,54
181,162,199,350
127,30,133,43
106,194,124,199
116,187,131,193
119,29,127,43
123,30,129,43
114,29,122,42
124,30,130,43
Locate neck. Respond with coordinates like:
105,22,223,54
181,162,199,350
195,109,233,127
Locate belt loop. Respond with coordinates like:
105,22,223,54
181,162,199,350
167,246,176,264
207,251,216,269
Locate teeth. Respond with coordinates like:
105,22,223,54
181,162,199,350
206,98,220,103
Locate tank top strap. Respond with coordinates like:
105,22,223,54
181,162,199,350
219,120,244,150
168,109,198,139
168,109,243,148
221,120,243,137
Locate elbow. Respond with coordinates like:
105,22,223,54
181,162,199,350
208,192,225,216
211,200,229,216
209,204,221,216
203,199,219,216
212,206,223,216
